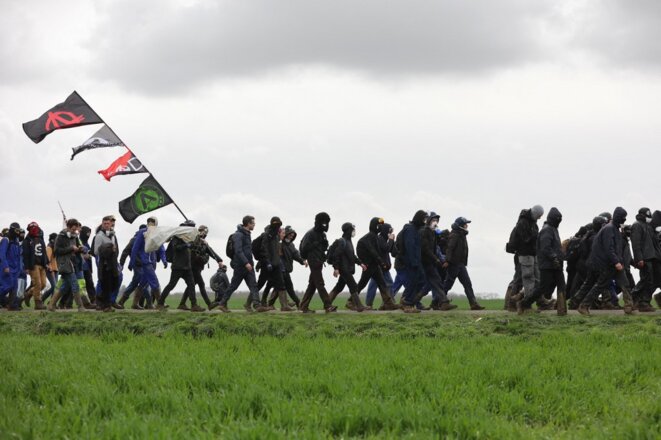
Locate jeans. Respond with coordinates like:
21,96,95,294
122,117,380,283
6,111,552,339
366,270,394,305
222,265,260,307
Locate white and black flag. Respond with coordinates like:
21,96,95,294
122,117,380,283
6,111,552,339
71,125,124,160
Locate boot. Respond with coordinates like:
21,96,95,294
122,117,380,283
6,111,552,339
278,291,294,312
48,290,62,312
254,305,270,313
517,300,533,315
117,292,130,308
82,295,96,309
24,292,32,308
556,291,567,316
327,289,339,305
349,291,366,312
73,293,85,311
379,289,401,311
132,288,144,310
34,299,47,311
503,286,512,311
345,296,355,310
577,304,590,316
440,302,458,311
190,301,205,312
470,302,485,311
402,304,421,313
637,303,656,313
145,293,155,310
151,288,161,304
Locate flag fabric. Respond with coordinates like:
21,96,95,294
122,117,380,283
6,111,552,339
118,175,173,224
144,226,199,253
22,91,103,144
71,125,124,160
98,150,147,181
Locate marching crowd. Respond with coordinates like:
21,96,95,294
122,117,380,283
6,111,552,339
1,206,661,315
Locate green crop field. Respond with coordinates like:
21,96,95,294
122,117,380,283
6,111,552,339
0,308,659,439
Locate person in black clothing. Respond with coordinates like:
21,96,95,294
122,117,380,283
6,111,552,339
256,217,294,312
506,205,545,307
327,222,368,312
365,222,397,308
629,208,661,312
210,266,230,304
215,216,268,313
564,224,588,299
573,207,634,315
298,212,337,313
157,220,204,312
518,207,567,315
420,212,455,311
567,217,607,309
179,225,225,310
22,222,48,310
263,226,305,309
443,217,484,310
96,242,119,312
79,226,97,306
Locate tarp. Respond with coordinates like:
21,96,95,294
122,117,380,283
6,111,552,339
145,226,198,253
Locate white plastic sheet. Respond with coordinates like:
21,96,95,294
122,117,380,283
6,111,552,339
144,226,199,253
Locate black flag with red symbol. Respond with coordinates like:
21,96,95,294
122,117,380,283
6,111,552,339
22,91,103,144
98,150,147,181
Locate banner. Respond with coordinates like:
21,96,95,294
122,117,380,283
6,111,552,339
22,91,103,143
118,174,173,224
72,125,124,160
98,150,147,181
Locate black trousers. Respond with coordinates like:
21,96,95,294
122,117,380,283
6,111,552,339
300,261,331,309
264,271,301,306
83,270,96,302
632,260,661,305
522,269,565,307
582,267,632,308
160,269,196,305
180,265,211,306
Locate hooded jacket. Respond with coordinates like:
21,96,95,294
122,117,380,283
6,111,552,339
589,207,627,270
356,217,386,268
376,223,396,270
536,207,564,271
512,209,540,256
281,230,305,273
54,230,78,274
0,234,22,277
300,214,330,265
401,210,427,269
446,223,469,266
22,234,48,270
333,223,362,275
169,235,193,271
630,212,660,263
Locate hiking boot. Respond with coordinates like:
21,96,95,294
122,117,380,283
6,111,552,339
177,304,190,311
402,305,421,314
132,303,144,310
217,304,231,313
280,305,295,312
470,303,485,311
325,306,338,313
190,304,205,312
440,302,458,311
255,305,270,313
34,300,47,311
103,307,115,313
516,301,533,315
266,305,276,311
112,303,124,310
623,305,634,315
577,305,590,316
300,308,316,314
209,302,220,310
637,303,656,313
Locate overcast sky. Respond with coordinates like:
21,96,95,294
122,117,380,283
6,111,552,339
1,0,661,295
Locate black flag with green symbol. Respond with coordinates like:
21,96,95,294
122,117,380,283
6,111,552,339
118,174,173,223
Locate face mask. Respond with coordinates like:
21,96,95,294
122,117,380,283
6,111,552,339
67,231,79,238
646,217,652,224
351,230,356,238
429,220,438,229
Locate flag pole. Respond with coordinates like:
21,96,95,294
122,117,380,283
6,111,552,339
74,91,189,221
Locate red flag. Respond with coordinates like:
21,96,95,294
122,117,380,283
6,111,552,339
98,150,147,181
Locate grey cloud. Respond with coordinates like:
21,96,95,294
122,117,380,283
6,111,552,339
89,0,552,93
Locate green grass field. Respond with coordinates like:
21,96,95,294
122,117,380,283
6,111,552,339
0,307,659,439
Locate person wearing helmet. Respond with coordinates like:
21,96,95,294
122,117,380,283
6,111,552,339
21,222,49,310
443,217,484,310
157,220,205,312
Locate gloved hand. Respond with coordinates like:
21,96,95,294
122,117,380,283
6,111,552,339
552,258,562,269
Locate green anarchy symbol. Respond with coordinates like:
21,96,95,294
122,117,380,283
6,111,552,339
133,185,165,214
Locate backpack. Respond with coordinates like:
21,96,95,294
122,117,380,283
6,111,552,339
326,238,343,265
299,233,310,259
393,230,405,258
190,239,210,266
225,234,235,259
505,225,519,254
251,233,265,261
165,241,174,263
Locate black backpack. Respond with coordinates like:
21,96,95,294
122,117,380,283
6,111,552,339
226,234,235,259
252,233,265,261
165,241,174,263
505,225,519,254
326,238,343,265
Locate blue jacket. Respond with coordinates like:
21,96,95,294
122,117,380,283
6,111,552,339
130,227,152,267
231,225,254,268
0,237,23,275
589,223,624,270
402,223,422,269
